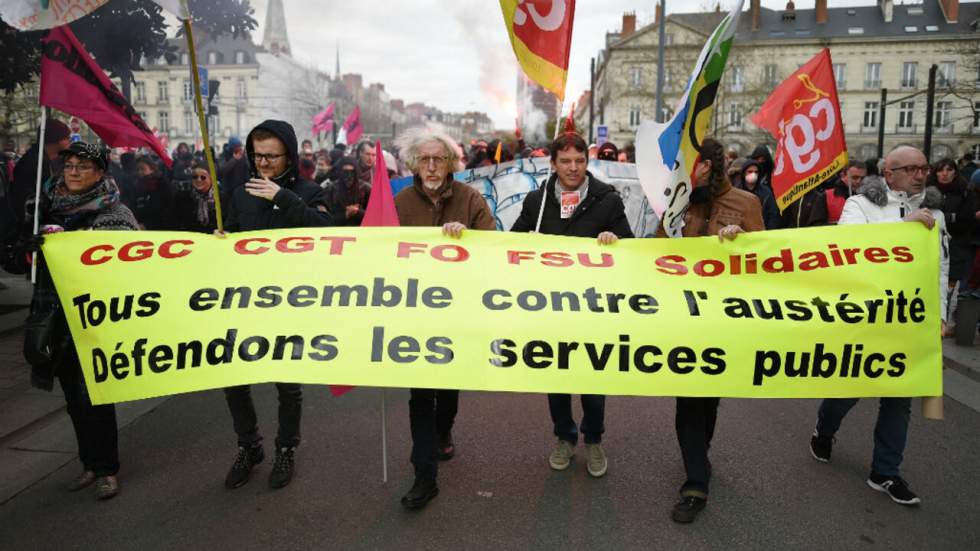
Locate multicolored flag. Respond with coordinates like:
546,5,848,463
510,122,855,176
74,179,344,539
499,0,575,100
635,0,743,237
330,140,400,398
750,48,848,211
340,105,363,145
0,0,108,30
40,26,172,166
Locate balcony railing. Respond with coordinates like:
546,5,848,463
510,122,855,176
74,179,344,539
860,124,879,134
899,79,917,89
864,79,881,90
894,124,918,134
934,124,953,134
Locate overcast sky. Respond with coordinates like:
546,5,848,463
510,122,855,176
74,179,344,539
244,0,872,129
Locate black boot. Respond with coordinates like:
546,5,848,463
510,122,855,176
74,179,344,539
401,476,439,510
268,446,296,489
225,444,264,489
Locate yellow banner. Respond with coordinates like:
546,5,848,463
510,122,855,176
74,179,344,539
40,225,941,405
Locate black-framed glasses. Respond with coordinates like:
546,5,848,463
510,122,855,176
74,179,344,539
253,153,287,163
418,155,448,167
64,163,96,173
890,165,931,175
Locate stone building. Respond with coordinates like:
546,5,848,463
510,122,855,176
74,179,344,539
591,0,980,161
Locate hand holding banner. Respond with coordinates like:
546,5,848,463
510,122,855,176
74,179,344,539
750,48,848,211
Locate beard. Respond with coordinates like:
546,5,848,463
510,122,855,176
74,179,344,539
422,179,443,191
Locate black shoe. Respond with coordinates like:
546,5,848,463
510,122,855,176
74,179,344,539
437,432,455,461
810,430,834,463
225,444,264,489
268,447,296,489
671,495,707,524
867,473,921,506
401,477,439,510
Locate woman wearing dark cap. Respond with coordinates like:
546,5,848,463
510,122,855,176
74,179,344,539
597,141,619,162
25,142,138,500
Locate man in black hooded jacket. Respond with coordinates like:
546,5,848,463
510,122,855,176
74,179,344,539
221,120,332,491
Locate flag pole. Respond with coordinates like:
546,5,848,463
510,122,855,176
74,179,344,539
182,16,224,233
381,388,388,484
30,106,47,284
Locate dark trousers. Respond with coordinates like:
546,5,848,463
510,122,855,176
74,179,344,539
675,397,721,496
548,393,605,444
816,397,911,477
59,354,119,477
223,383,302,449
409,388,460,480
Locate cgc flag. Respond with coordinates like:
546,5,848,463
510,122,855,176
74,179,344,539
751,48,848,211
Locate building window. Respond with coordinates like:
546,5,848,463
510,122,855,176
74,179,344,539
629,67,642,88
934,101,952,128
901,62,917,89
235,51,247,64
159,111,169,133
898,101,914,130
973,102,980,129
157,81,169,103
865,63,881,89
664,33,674,46
833,63,846,90
659,106,674,122
137,111,147,122
728,102,743,130
183,110,194,134
933,144,953,159
859,144,877,159
863,101,878,129
938,61,956,88
183,79,193,101
729,66,744,92
207,51,224,65
237,77,247,98
180,53,190,65
134,81,146,102
629,106,641,128
763,64,778,86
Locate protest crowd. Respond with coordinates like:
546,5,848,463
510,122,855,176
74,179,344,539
0,112,975,521
0,0,975,532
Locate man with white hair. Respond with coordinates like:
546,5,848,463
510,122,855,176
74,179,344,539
809,145,948,507
393,128,495,510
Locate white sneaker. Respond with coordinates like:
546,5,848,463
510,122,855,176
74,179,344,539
549,440,575,470
585,443,608,477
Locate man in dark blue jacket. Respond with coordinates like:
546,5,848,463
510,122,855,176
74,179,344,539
221,120,332,491
511,132,632,480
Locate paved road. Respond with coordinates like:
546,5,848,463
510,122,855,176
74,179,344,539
1,381,979,550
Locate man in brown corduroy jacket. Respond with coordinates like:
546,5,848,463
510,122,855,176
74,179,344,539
393,128,494,511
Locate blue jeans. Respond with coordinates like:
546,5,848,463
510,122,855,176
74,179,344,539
548,394,605,444
816,397,911,476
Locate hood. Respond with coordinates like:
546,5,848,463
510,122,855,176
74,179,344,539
739,159,760,179
856,175,943,210
750,145,773,174
246,119,299,186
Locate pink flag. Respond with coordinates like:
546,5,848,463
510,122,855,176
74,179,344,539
312,102,335,134
329,141,399,398
341,105,363,145
39,27,172,166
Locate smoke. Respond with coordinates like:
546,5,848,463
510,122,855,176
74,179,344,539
452,3,517,131
518,85,549,145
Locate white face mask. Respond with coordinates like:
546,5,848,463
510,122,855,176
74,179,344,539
744,172,759,185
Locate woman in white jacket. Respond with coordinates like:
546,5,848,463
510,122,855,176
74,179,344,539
809,146,948,508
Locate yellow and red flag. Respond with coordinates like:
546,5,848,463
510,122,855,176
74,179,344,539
499,0,575,100
751,48,848,211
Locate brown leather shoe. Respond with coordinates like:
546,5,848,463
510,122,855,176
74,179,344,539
66,470,96,492
94,475,119,500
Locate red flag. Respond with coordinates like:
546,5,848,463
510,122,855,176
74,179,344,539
312,102,335,134
341,105,363,145
750,48,847,211
329,141,399,398
39,27,172,167
500,0,576,99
